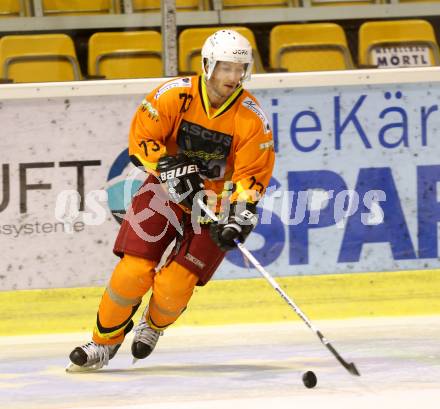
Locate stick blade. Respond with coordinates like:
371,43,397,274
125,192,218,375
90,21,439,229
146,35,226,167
346,362,361,376
325,340,361,377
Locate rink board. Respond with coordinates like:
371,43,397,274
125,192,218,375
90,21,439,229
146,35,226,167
2,68,440,290
1,268,439,336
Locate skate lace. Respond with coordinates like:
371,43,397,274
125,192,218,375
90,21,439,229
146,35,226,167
82,342,111,367
133,322,163,347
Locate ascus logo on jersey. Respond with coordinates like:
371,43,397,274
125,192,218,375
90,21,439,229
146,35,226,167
106,149,144,224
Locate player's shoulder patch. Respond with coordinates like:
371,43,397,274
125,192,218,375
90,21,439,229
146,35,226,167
241,96,271,134
140,98,159,121
154,77,192,100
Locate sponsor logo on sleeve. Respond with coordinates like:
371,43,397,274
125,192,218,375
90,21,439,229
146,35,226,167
154,77,192,100
259,140,274,151
140,99,159,121
242,97,271,134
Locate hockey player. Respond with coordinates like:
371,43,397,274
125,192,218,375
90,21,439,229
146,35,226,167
67,29,275,371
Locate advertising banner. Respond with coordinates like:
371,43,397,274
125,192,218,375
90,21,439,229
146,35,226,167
1,75,440,289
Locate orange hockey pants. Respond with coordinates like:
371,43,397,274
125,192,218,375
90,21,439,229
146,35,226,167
93,254,199,345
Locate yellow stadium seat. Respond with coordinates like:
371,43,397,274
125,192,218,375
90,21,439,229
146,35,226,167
398,0,440,2
130,0,202,12
358,20,440,68
88,31,163,79
42,0,117,15
308,0,379,6
221,0,295,8
0,0,28,17
270,23,354,72
178,27,264,75
0,34,81,83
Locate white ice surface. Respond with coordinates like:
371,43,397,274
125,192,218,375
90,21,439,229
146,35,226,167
1,316,440,409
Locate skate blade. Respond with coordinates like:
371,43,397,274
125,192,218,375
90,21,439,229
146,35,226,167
65,362,101,373
132,358,138,365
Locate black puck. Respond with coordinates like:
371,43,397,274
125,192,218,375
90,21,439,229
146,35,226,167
302,370,317,388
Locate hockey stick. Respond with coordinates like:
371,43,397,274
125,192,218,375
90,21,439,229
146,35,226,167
197,198,360,377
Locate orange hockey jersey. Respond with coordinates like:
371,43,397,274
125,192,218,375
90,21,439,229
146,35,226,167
129,75,275,203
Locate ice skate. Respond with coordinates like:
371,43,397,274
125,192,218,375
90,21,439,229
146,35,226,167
66,341,121,372
131,309,163,364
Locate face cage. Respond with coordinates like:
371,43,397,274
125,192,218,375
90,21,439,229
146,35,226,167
203,58,253,82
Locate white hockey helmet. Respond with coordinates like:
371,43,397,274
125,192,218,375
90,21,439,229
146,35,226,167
201,29,254,81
